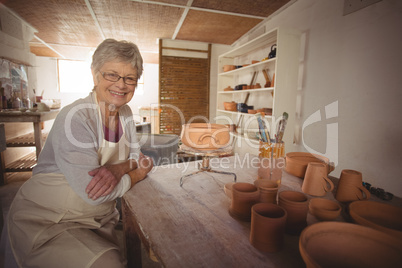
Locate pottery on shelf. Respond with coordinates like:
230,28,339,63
349,200,402,240
254,179,279,204
223,101,237,111
285,152,334,178
223,65,235,72
250,203,287,252
278,191,309,235
180,123,230,151
302,162,334,196
299,222,402,268
309,198,341,221
335,169,370,203
229,183,259,222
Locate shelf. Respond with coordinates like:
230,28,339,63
218,87,274,94
219,58,276,76
6,132,49,147
217,110,272,118
220,29,278,58
5,151,37,172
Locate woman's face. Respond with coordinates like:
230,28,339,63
93,60,138,109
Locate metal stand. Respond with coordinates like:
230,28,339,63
179,145,237,187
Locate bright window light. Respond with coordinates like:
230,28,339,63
58,60,93,93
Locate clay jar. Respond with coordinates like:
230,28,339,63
229,183,259,222
258,157,285,186
335,169,370,203
250,203,287,252
254,179,279,204
278,191,309,235
302,162,334,196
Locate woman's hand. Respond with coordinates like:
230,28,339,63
86,164,125,200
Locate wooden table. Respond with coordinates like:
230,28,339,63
0,109,60,158
122,154,341,268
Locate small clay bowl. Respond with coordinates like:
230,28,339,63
223,102,237,111
299,222,402,268
349,200,402,240
309,198,341,221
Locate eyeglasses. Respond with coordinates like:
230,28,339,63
101,72,137,85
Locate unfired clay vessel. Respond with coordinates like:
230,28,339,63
302,162,334,196
285,152,334,178
250,203,287,252
278,191,309,235
180,123,230,150
309,198,341,221
349,200,402,240
254,179,279,204
335,169,370,203
229,183,259,222
299,222,402,268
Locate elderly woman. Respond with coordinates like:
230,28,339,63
7,39,153,268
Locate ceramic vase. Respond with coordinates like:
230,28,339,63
250,203,287,252
278,191,309,235
335,169,370,203
302,162,334,196
254,179,279,204
229,183,259,222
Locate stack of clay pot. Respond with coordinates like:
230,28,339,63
254,179,279,204
278,191,309,235
229,183,259,222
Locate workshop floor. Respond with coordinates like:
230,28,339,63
0,172,161,268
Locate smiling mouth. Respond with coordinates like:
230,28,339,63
109,90,126,96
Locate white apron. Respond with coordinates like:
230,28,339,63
7,119,129,268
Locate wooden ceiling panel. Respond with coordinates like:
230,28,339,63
145,0,189,5
30,43,94,60
176,10,262,45
192,0,291,17
4,0,103,47
89,0,184,52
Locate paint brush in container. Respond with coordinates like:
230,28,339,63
276,112,288,143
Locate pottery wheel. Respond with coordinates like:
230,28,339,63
179,144,237,187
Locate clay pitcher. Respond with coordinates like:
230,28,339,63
302,162,334,196
250,203,287,252
278,191,309,235
229,183,259,222
335,169,370,203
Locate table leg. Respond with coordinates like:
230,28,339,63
33,122,42,159
122,197,143,267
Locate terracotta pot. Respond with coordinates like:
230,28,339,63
180,123,230,150
224,182,234,198
254,179,279,204
223,65,235,72
299,222,402,268
258,157,285,186
223,101,237,111
349,200,402,240
229,183,259,222
335,169,370,203
278,191,309,235
250,203,287,252
302,162,334,196
223,86,234,91
285,152,334,178
309,198,341,221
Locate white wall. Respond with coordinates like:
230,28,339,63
235,0,402,196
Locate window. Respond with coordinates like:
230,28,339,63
58,59,93,93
